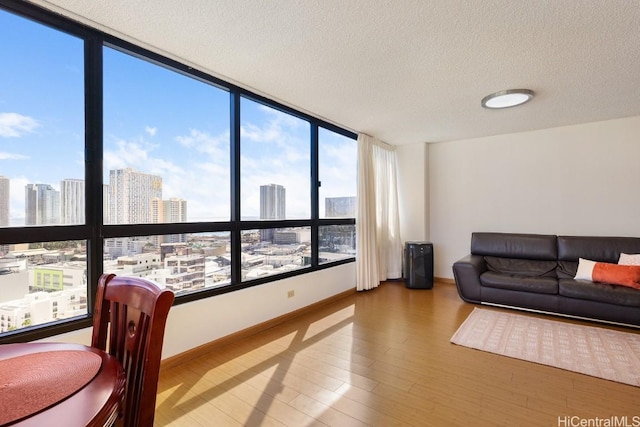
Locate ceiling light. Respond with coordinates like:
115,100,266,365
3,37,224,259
481,89,534,109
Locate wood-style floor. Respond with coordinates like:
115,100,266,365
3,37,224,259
155,281,640,426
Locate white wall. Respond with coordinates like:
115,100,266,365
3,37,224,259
425,115,640,279
40,263,356,359
396,142,429,244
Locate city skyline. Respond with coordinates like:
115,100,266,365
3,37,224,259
0,170,357,226
1,9,356,226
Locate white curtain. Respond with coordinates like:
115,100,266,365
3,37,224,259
356,134,402,291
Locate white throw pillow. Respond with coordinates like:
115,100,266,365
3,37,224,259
574,258,596,280
618,253,640,266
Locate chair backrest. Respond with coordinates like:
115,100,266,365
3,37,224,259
91,273,174,427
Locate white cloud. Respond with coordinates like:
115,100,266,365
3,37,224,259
176,129,229,158
145,126,157,137
104,137,187,178
0,152,28,160
0,112,40,138
240,122,281,143
319,139,357,198
240,107,306,148
169,129,231,220
103,137,152,171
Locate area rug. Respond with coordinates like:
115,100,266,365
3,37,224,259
450,307,640,387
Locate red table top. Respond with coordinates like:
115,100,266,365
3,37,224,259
0,343,125,427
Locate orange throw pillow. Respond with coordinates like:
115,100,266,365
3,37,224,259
592,262,640,289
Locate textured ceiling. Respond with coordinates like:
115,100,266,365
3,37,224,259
28,0,640,145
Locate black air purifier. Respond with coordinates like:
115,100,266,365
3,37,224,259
404,242,434,289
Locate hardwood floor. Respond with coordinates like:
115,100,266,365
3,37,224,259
155,281,640,426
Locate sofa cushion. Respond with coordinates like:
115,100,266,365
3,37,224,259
557,235,640,263
619,253,640,266
485,256,557,277
574,258,640,289
559,278,640,307
557,261,578,279
471,232,557,260
480,272,558,294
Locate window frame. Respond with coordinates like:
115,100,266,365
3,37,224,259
0,0,356,343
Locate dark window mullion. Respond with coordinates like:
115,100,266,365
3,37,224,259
85,35,103,314
230,88,242,285
311,124,320,267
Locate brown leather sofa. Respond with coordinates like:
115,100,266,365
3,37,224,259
452,232,640,327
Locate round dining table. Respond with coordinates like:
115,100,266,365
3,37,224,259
0,342,125,427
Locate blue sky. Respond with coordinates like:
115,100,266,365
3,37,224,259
0,8,356,225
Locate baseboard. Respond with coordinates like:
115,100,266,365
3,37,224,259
160,287,357,371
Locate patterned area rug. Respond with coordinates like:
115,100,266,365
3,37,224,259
451,308,640,387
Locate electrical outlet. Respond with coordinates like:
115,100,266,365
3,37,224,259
287,290,295,298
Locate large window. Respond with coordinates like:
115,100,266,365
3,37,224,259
240,98,310,220
103,47,231,224
318,128,357,262
103,232,231,296
240,227,311,280
0,2,356,341
0,10,84,227
319,128,357,219
0,8,88,333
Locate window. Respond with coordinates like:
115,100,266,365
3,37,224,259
0,10,84,228
240,227,311,280
0,8,88,335
319,128,357,219
0,240,87,333
103,232,231,295
103,47,231,224
318,128,357,263
0,2,355,340
319,225,356,263
241,98,310,220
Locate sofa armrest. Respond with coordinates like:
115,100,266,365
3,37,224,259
452,254,486,303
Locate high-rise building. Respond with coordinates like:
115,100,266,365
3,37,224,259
163,198,187,223
159,198,188,244
151,197,162,225
260,184,285,220
25,184,60,225
103,184,110,224
149,197,187,225
260,184,286,242
60,179,85,225
325,196,356,218
107,168,162,224
0,176,9,227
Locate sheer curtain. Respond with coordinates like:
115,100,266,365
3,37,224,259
356,134,402,291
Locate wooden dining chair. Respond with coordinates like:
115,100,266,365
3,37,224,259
91,273,175,427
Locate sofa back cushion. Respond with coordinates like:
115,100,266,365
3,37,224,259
485,256,557,277
557,236,640,278
471,232,557,260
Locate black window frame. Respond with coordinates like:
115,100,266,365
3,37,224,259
0,0,356,343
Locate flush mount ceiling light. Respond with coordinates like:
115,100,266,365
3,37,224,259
481,89,535,109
